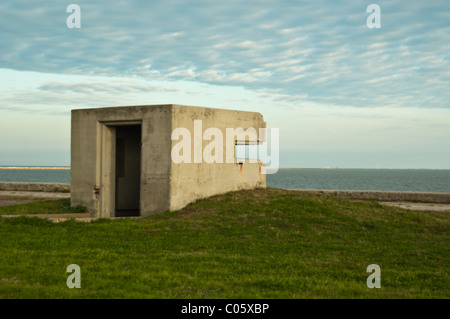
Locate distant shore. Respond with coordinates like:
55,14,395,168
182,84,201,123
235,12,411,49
0,167,70,170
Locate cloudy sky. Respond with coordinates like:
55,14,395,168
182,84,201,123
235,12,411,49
1,0,449,168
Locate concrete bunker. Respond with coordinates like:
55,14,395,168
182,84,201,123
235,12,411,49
71,104,266,218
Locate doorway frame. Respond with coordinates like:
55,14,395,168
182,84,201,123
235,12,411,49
97,120,143,218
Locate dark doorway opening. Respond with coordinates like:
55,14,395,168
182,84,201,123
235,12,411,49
115,125,141,217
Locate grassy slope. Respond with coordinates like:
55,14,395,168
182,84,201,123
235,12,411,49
0,188,448,298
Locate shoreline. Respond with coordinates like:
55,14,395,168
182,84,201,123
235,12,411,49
1,182,450,203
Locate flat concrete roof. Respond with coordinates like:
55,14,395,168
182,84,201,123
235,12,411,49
71,104,263,117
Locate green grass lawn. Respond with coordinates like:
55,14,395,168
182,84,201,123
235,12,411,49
0,188,448,298
0,198,85,215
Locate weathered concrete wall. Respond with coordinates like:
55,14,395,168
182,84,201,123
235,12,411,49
169,105,266,211
71,104,267,217
71,109,98,216
289,189,450,204
140,106,173,215
0,182,70,192
71,105,172,217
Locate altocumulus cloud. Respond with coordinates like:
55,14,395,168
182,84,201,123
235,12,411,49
0,0,449,109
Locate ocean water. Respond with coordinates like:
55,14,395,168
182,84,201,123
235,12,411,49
0,169,71,184
1,168,450,193
267,168,450,193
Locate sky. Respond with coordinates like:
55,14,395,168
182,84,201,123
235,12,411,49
0,0,449,168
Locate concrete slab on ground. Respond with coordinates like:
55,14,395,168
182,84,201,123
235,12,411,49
380,202,450,214
1,213,93,222
0,191,70,199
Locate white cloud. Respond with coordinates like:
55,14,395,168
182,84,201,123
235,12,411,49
1,0,449,110
1,0,450,167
